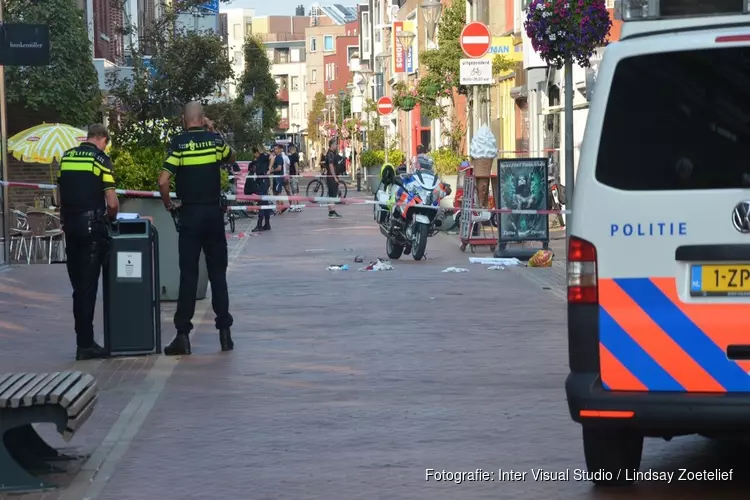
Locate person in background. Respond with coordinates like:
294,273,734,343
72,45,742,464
270,144,287,213
325,139,342,219
410,144,427,173
299,150,306,171
287,144,302,212
57,123,118,360
252,146,272,232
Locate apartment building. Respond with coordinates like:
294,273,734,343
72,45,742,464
222,8,256,99
267,40,307,138
323,21,359,97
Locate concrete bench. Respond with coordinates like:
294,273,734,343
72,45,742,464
0,371,98,492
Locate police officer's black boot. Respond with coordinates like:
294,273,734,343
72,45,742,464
164,333,191,356
219,328,234,351
76,342,107,361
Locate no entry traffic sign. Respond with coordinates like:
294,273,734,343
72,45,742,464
377,96,394,115
460,22,492,58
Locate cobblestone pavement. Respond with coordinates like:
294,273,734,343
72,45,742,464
1,203,748,499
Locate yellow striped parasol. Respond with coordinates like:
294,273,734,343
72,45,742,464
7,123,109,164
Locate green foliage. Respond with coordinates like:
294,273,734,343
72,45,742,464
419,0,466,95
111,145,228,192
107,2,234,147
204,99,267,155
361,149,405,168
239,36,279,135
111,146,168,192
333,94,352,127
492,54,516,76
5,0,101,126
307,92,327,142
431,148,467,177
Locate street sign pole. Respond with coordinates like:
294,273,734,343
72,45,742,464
376,96,395,165
0,1,9,266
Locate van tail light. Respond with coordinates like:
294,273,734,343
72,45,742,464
568,236,598,304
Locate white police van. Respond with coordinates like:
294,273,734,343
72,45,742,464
566,0,750,485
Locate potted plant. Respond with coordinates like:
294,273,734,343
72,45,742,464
524,0,611,69
393,81,418,111
111,143,229,302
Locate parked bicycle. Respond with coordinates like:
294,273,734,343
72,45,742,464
305,175,348,198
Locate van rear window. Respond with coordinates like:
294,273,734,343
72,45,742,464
596,47,750,191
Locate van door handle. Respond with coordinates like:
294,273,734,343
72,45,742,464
727,345,750,360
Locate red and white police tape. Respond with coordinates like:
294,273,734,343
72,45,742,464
0,180,570,215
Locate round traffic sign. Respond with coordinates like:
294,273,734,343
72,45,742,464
460,22,492,58
377,96,394,115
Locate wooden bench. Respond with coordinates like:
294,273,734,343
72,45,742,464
0,371,98,492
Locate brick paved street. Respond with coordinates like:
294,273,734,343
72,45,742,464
1,202,748,499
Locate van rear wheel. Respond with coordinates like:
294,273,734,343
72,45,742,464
582,427,643,486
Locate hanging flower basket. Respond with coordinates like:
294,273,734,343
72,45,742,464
399,96,416,111
422,82,440,98
524,0,612,69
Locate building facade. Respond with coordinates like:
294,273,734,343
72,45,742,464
323,22,359,97
267,40,307,139
222,8,256,99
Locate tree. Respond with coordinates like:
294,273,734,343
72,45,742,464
333,93,351,128
204,100,267,153
106,0,234,147
295,4,305,15
5,0,101,126
238,35,279,138
416,0,513,152
306,92,327,143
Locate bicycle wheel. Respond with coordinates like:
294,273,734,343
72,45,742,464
338,180,348,198
306,179,323,197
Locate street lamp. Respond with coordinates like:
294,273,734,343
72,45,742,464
338,89,346,132
395,30,416,55
356,68,373,97
375,52,391,73
420,0,443,44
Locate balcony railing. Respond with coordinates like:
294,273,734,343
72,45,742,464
277,118,289,129
277,87,289,101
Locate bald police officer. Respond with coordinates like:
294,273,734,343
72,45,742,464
158,102,235,355
57,124,119,360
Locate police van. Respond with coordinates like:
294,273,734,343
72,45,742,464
566,0,750,485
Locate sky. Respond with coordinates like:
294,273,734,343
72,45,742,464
222,0,359,17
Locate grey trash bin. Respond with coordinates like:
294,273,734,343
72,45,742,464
103,218,161,356
119,198,209,301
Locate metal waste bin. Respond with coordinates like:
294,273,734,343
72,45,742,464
103,218,161,356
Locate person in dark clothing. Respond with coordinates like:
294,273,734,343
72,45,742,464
252,146,273,232
287,145,301,211
57,124,119,360
325,139,342,218
158,101,235,355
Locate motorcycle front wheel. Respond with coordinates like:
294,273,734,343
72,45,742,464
412,223,429,261
386,238,404,259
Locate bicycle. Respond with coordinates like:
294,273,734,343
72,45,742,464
305,174,348,199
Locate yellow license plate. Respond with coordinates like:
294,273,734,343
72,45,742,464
691,265,750,296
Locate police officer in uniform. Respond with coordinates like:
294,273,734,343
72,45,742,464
57,124,119,360
158,102,235,355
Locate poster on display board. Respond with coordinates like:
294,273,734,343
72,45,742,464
392,21,418,74
496,158,549,243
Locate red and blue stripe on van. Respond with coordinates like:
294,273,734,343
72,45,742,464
599,277,750,392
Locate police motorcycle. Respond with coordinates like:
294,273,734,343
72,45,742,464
374,158,451,261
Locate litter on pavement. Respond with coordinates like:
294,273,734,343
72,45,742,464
528,250,554,267
468,257,522,266
353,255,364,263
327,265,349,271
442,267,469,273
359,258,394,271
488,265,506,270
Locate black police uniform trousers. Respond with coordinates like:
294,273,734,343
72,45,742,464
63,212,108,348
256,179,272,226
174,203,233,334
